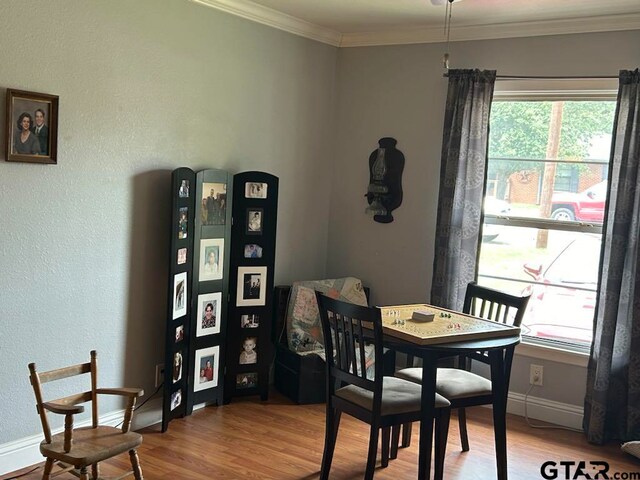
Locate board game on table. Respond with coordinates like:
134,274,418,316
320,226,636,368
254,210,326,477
379,303,520,345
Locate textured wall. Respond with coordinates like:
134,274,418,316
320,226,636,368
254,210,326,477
328,30,640,406
0,0,337,444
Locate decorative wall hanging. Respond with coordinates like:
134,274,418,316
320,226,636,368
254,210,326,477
5,89,59,164
365,137,405,223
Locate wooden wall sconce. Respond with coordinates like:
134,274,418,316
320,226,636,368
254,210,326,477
365,137,404,223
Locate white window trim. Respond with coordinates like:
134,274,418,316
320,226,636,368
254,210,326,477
516,339,589,367
485,84,616,355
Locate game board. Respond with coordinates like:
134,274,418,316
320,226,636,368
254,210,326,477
379,303,520,345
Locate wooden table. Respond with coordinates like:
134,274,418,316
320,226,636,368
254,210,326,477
380,304,521,480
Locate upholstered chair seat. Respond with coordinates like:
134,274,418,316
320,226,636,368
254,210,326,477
337,377,450,415
397,367,492,399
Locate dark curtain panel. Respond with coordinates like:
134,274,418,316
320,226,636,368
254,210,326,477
584,69,640,444
430,69,496,310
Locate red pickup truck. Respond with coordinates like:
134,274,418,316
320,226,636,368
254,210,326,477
551,181,607,222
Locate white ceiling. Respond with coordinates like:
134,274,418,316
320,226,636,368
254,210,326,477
192,0,640,46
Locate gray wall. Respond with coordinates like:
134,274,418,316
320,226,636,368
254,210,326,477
328,30,640,406
0,0,337,444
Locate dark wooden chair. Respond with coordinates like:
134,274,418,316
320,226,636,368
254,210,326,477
28,350,144,480
395,282,530,455
316,292,451,480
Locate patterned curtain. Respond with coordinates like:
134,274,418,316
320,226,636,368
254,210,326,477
430,69,496,310
584,69,640,444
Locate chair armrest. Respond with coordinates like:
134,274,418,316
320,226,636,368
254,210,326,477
96,387,144,398
96,388,143,433
42,402,85,415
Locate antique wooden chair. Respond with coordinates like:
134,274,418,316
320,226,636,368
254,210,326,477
28,350,144,480
395,282,530,453
316,293,451,480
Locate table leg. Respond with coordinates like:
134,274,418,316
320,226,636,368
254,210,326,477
490,349,509,480
418,352,438,480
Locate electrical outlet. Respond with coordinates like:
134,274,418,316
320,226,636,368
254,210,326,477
155,363,165,388
530,364,543,386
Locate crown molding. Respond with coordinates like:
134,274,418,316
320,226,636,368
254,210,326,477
189,0,343,46
189,1,640,48
340,13,640,47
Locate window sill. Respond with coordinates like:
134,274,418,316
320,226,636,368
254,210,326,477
515,338,590,367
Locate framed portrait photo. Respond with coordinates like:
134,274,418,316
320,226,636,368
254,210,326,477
170,389,182,411
245,182,267,199
243,244,263,259
5,89,58,164
196,292,222,337
175,324,184,343
236,266,267,306
194,346,220,392
172,351,183,384
178,207,188,240
246,208,263,235
172,272,187,320
201,182,227,225
199,238,224,282
239,336,258,365
177,247,187,265
178,179,189,198
241,314,259,329
236,372,258,389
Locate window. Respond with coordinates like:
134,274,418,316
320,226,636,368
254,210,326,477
477,93,616,349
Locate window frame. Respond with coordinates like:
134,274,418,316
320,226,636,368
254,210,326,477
479,83,617,351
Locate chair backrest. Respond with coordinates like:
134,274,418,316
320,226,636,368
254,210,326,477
463,282,530,327
28,350,99,444
316,292,384,405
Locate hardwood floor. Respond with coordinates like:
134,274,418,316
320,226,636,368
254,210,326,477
4,390,639,479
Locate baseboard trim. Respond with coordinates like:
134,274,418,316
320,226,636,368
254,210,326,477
506,392,584,431
0,393,583,475
0,398,163,476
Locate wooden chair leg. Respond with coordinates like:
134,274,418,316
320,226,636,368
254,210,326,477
434,409,451,480
320,407,340,480
79,467,89,480
42,458,54,480
129,449,143,480
390,425,401,459
91,463,99,479
381,427,391,468
365,423,380,480
401,422,412,448
458,407,470,452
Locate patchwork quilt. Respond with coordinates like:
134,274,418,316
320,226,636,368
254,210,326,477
285,277,368,354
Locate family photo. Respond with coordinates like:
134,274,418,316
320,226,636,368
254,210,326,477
201,182,227,225
236,373,258,389
239,337,257,364
245,182,268,199
177,247,187,265
6,89,58,164
196,292,222,337
170,390,182,411
172,272,187,319
247,209,263,234
178,207,188,239
178,180,189,198
199,238,224,282
243,244,263,258
172,352,183,383
241,314,259,328
236,267,267,306
194,346,219,392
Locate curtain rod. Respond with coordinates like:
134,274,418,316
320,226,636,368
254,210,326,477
443,73,618,80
